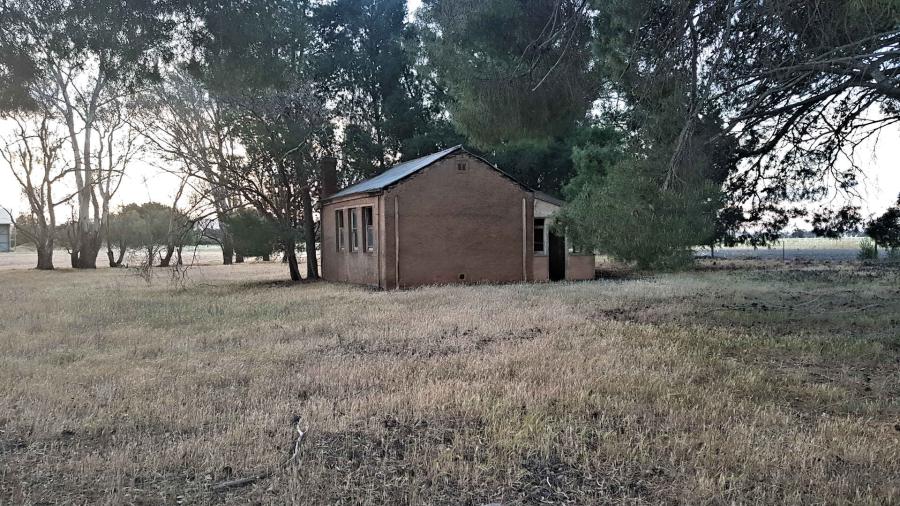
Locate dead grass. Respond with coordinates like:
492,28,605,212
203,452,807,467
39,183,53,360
0,261,898,505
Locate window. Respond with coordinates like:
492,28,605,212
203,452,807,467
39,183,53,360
335,210,345,251
534,218,546,254
362,206,375,252
349,208,359,252
457,161,467,171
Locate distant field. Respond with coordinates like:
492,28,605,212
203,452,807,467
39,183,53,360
0,245,226,271
0,245,300,271
1,261,897,504
697,236,876,261
2,237,881,273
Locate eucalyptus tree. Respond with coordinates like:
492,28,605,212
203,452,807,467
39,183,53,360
136,70,243,265
185,0,332,281
209,84,328,281
0,0,177,268
0,109,71,269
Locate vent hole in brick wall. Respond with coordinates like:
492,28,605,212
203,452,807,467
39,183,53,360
459,273,466,280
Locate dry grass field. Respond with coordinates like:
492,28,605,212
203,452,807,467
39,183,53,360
0,260,898,504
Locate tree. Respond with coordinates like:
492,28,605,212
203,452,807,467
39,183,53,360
866,197,900,254
558,125,725,268
588,0,899,232
136,70,243,265
203,83,329,281
105,207,141,267
484,138,576,197
811,206,864,239
0,109,71,269
0,0,176,268
223,209,280,261
417,0,597,146
418,0,898,267
313,0,462,182
188,0,331,281
108,201,196,266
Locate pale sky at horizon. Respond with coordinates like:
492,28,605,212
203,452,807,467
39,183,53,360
1,0,898,227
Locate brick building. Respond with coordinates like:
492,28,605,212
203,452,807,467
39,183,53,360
320,146,595,288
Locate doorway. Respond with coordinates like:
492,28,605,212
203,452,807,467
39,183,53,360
548,231,565,281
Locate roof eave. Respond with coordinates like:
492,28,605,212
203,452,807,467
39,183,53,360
322,189,384,204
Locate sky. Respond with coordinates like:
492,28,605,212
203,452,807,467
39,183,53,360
1,0,898,225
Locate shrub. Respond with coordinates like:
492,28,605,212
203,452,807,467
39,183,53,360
858,238,878,260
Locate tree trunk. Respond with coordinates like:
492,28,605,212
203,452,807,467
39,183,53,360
262,253,271,262
235,253,244,264
73,231,101,268
111,243,126,267
36,244,54,270
107,243,119,267
159,244,175,267
301,187,318,280
221,231,234,265
285,239,301,281
176,245,184,266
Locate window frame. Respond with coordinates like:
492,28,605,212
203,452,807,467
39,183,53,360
362,206,375,253
335,209,345,252
349,207,360,252
534,217,546,255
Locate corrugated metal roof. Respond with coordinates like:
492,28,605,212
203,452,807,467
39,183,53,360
326,145,463,200
0,207,12,225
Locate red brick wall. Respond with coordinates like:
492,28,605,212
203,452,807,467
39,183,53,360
380,153,533,288
533,255,550,281
321,194,381,286
566,255,596,281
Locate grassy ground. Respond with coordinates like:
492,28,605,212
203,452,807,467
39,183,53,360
0,261,898,505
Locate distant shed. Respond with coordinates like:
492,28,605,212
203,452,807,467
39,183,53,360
0,207,12,252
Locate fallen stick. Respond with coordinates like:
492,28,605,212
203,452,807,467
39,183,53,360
211,472,272,492
211,416,307,493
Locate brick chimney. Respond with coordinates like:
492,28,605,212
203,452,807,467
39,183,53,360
320,156,338,199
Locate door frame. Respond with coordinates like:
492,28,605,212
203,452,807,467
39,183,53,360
548,230,566,281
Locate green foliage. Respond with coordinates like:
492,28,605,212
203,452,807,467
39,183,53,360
417,0,596,147
559,111,733,268
811,206,863,238
561,152,719,269
107,202,192,255
313,0,461,181
481,138,576,196
0,0,177,112
223,209,280,259
187,0,310,94
865,203,900,250
592,0,899,232
858,238,878,261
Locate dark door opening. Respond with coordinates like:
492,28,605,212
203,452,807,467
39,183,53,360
549,231,566,281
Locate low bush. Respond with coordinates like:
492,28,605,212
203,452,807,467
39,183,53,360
858,238,878,260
